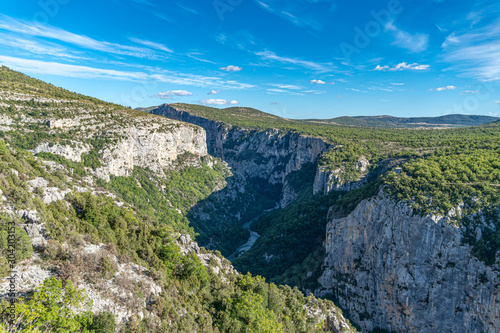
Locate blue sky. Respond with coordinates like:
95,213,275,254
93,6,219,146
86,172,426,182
0,0,499,119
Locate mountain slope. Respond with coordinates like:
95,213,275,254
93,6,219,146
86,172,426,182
0,67,357,333
148,102,500,333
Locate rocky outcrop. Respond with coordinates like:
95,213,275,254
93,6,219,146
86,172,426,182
313,157,369,195
31,141,91,162
317,189,500,333
149,104,226,158
94,121,207,180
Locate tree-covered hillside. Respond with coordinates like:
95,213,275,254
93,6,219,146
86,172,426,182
315,114,498,128
160,102,500,288
0,67,358,332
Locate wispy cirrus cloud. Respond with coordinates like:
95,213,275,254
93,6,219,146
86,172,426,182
267,83,303,90
385,21,429,53
0,55,255,89
0,32,87,60
129,37,173,53
177,4,199,15
266,88,305,96
304,90,326,95
255,0,336,31
369,86,393,92
255,50,333,73
156,90,193,99
201,99,239,105
374,62,430,71
442,19,500,81
0,15,163,60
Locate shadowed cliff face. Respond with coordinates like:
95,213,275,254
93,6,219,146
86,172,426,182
148,104,500,333
318,189,500,333
149,104,331,255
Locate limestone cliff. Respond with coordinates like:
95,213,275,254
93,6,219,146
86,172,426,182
318,189,500,333
0,90,208,181
313,157,370,195
150,104,330,208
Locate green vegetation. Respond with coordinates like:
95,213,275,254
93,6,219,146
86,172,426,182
162,103,500,267
318,114,498,128
161,103,500,155
0,214,33,279
0,129,356,332
385,148,500,217
385,148,500,265
2,66,500,331
96,158,229,237
0,278,93,332
233,171,382,289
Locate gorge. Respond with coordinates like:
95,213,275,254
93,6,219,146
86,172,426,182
0,67,499,332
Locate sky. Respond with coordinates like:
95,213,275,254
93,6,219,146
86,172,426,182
0,0,499,119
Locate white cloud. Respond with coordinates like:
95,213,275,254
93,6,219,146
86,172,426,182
0,55,255,89
267,83,302,90
201,99,239,105
493,101,500,104
266,88,305,96
129,37,173,53
177,4,199,15
220,65,242,72
467,11,483,27
369,86,393,92
0,15,162,60
304,90,326,95
442,20,500,81
156,90,193,99
385,22,429,53
431,86,456,92
267,88,287,93
255,50,333,73
374,62,430,71
208,89,220,95
310,79,326,85
0,32,87,60
255,0,337,31
390,82,405,86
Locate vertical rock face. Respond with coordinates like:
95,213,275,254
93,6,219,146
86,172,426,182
313,157,369,195
94,122,207,180
149,104,225,158
318,189,500,333
150,104,330,207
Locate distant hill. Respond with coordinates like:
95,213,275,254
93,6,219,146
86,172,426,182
312,114,499,128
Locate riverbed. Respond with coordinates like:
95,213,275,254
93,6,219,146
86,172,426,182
228,203,279,261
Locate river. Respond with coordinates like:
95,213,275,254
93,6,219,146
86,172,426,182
228,203,279,261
